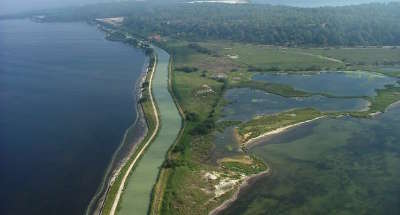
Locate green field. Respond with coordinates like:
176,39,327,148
217,43,344,71
301,47,400,66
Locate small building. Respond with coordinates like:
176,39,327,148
211,73,227,81
196,84,215,96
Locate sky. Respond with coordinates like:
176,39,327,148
252,0,400,7
1,0,399,15
0,0,115,15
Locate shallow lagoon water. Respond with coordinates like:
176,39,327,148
223,88,368,121
253,71,398,97
220,105,400,215
0,19,145,214
213,126,242,161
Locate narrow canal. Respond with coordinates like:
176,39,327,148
117,47,181,215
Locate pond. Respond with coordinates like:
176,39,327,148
222,88,368,121
253,71,398,97
212,126,242,161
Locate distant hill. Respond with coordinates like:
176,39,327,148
251,0,400,7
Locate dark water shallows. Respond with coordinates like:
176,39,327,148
0,19,145,215
220,106,400,215
212,126,242,161
223,88,368,121
253,71,398,97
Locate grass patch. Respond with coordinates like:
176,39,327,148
173,70,223,121
230,80,311,97
238,108,324,143
205,43,344,71
369,85,400,112
349,84,400,117
301,47,400,66
219,155,268,176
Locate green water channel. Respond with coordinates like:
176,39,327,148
117,47,181,215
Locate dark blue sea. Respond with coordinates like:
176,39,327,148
0,19,145,215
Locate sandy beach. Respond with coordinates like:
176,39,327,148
209,169,271,215
242,116,326,148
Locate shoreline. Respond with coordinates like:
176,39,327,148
86,20,157,215
386,100,400,111
108,52,160,215
210,117,325,214
87,57,150,215
242,116,326,148
209,169,271,215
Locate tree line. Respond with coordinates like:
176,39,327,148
123,2,400,46
13,1,400,46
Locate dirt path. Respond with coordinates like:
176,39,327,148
295,51,344,64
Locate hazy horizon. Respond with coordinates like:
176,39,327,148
2,0,400,15
0,0,117,15
252,0,400,7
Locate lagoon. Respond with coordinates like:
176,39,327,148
223,88,368,121
220,105,400,215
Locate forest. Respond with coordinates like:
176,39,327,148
7,1,400,46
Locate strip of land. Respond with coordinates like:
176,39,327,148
109,54,160,215
117,47,182,215
242,116,326,148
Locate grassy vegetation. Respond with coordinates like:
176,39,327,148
218,43,344,71
149,41,275,215
230,80,311,98
173,70,223,121
301,47,400,66
220,155,268,176
238,108,324,143
369,85,400,112
196,42,400,73
346,85,400,117
381,70,400,78
167,41,400,79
